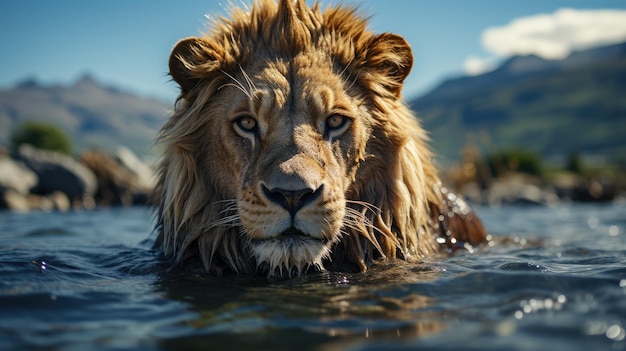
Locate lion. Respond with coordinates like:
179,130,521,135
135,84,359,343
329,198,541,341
152,0,488,278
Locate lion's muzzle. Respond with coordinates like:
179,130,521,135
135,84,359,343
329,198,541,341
261,184,324,217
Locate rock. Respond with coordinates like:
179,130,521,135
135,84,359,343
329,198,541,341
572,178,618,202
0,156,38,194
0,189,30,211
550,173,618,202
79,149,151,206
459,182,483,204
16,144,97,203
0,189,70,212
483,175,560,206
114,146,156,190
49,191,71,212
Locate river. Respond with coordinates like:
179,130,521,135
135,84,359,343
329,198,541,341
1,203,625,350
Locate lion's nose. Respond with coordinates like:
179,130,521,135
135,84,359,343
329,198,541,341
262,184,324,217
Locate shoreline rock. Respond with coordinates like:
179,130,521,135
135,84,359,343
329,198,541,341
80,149,152,206
17,144,97,203
0,146,155,211
459,173,624,207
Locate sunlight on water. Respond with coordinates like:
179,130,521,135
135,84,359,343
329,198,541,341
0,204,625,351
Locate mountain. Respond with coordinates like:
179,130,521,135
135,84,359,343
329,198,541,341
0,75,171,158
2,42,625,163
410,42,626,162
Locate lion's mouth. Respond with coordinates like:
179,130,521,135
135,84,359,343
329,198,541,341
254,228,328,244
248,227,332,278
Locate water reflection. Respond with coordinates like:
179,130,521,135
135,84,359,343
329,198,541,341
156,260,447,350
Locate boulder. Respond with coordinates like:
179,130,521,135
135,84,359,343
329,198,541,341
0,189,30,211
114,146,156,190
0,189,70,212
478,174,560,206
0,156,38,194
79,149,151,206
16,145,97,202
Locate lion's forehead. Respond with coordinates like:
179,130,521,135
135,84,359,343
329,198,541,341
246,53,348,115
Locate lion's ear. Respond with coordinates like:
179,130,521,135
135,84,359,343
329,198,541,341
365,33,413,97
169,37,222,97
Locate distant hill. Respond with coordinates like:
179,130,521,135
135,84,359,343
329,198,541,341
410,42,626,163
0,75,171,158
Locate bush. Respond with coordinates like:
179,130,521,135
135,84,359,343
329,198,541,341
566,151,584,174
487,148,543,177
10,121,73,155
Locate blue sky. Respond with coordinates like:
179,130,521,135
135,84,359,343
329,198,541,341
2,0,625,102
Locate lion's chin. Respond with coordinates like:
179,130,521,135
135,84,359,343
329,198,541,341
249,232,331,278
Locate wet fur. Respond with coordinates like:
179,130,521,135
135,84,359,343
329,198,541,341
153,0,488,277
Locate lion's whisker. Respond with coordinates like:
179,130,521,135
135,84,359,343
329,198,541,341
210,199,238,205
219,70,253,99
215,203,238,215
343,207,400,252
238,64,257,93
217,82,252,100
345,199,382,215
200,214,242,231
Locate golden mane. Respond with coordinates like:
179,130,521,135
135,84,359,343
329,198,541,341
153,0,487,276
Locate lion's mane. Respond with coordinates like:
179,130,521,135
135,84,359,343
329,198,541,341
153,0,487,276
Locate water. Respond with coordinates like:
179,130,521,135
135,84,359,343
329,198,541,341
1,203,625,351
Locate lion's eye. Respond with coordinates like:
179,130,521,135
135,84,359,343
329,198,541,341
326,114,346,129
325,114,351,139
233,115,258,134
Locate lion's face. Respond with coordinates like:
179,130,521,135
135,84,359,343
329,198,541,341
200,53,371,275
155,0,439,278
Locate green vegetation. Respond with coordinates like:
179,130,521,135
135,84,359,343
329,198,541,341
486,148,544,177
10,121,73,155
412,55,626,162
566,151,584,174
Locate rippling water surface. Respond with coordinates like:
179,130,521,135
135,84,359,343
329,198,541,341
1,203,625,350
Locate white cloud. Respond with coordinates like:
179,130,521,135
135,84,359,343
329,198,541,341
464,8,626,75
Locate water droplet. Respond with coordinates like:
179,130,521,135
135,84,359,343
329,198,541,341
609,225,620,236
495,320,516,336
32,260,47,272
585,320,608,335
544,298,554,309
336,276,349,284
587,216,599,229
514,311,524,319
463,242,474,253
619,280,626,288
606,325,625,341
530,299,543,311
